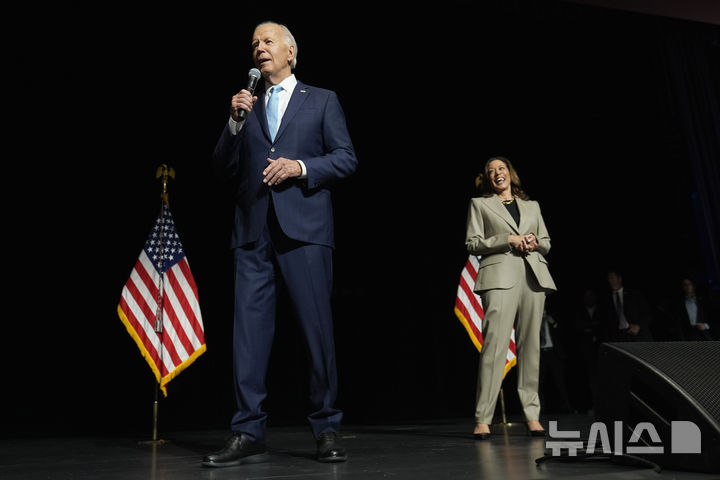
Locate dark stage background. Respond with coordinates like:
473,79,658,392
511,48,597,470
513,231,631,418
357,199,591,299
5,1,719,438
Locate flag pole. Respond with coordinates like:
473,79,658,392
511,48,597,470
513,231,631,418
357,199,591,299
153,165,175,442
140,165,175,446
152,381,160,442
495,388,516,427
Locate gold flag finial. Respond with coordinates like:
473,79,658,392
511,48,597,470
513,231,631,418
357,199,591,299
155,165,176,205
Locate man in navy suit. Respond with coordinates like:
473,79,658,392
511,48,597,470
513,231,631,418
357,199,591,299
668,277,714,341
203,21,357,467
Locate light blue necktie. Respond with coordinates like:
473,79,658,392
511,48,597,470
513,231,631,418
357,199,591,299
266,85,282,141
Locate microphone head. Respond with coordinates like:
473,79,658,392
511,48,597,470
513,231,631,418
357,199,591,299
239,68,263,119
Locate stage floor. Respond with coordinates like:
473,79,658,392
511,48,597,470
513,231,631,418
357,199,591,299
1,414,717,479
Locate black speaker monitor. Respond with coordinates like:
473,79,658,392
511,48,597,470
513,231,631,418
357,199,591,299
595,341,720,473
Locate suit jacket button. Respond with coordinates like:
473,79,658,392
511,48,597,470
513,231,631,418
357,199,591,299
270,147,276,152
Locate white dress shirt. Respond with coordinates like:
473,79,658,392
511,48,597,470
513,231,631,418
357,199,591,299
613,288,630,330
685,297,698,326
684,296,709,329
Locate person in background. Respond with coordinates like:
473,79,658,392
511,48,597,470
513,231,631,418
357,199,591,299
465,155,557,439
538,298,572,414
599,269,653,342
668,277,713,341
203,20,357,467
569,288,602,412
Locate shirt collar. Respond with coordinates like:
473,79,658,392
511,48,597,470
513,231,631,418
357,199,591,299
265,74,297,94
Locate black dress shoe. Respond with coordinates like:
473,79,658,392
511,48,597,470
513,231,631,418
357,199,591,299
316,432,347,463
202,433,269,467
473,424,491,440
526,426,547,437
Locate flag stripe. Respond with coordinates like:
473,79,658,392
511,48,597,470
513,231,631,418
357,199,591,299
454,306,484,352
135,253,161,304
176,258,206,342
455,287,483,341
458,274,483,326
166,261,204,347
163,271,198,357
118,296,162,381
466,256,479,277
158,308,185,372
121,275,161,362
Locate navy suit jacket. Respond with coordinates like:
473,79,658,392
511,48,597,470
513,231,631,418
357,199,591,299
599,288,654,342
669,296,714,341
214,80,358,248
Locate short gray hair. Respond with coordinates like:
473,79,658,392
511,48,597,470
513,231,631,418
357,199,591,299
255,21,298,70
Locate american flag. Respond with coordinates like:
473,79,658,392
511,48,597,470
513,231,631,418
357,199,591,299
117,202,206,396
454,255,516,378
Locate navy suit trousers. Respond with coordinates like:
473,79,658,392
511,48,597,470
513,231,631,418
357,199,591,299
230,204,342,442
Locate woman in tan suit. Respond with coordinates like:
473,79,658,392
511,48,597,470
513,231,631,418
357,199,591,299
465,155,557,439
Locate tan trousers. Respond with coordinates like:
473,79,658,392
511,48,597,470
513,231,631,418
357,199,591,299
474,262,546,424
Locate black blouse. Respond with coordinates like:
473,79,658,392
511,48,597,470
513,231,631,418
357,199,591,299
503,199,520,226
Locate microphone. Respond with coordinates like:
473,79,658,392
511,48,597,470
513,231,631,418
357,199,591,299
238,68,262,120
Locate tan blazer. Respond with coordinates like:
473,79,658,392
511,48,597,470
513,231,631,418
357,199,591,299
465,195,557,293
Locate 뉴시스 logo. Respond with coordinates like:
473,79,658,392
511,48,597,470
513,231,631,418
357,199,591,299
545,420,702,456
